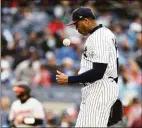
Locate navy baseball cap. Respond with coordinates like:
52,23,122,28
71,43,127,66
67,6,96,26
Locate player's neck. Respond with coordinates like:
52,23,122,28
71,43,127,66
89,24,103,34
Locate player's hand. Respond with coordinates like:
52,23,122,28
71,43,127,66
16,116,24,124
56,70,68,85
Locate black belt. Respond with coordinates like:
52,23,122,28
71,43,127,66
83,82,91,87
108,77,118,83
84,77,118,87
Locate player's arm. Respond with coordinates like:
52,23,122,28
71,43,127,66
56,63,107,84
68,62,107,83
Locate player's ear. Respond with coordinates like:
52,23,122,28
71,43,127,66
84,18,90,25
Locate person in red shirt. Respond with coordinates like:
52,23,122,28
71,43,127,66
33,64,51,87
48,19,65,35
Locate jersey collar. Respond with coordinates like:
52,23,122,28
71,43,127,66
89,24,103,34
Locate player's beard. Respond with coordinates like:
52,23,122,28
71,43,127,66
16,93,25,99
16,93,29,103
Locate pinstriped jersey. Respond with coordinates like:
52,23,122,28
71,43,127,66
78,26,118,80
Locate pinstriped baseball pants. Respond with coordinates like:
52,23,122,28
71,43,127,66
75,79,119,127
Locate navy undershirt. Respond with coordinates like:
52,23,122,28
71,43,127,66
68,63,107,83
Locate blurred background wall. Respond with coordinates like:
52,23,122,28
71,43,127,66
1,0,142,127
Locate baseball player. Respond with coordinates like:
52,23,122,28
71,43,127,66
9,81,45,127
56,7,120,127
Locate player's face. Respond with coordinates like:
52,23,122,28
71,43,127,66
75,18,90,35
14,91,24,99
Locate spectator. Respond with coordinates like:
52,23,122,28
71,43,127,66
96,10,112,27
46,111,59,127
48,5,65,35
113,25,130,54
60,108,77,127
130,114,142,128
62,57,76,76
33,62,51,87
1,97,11,127
1,57,13,85
26,32,41,50
128,59,142,86
15,50,41,85
13,32,26,49
134,32,142,69
15,59,35,85
56,46,80,63
129,17,142,33
12,48,30,69
127,99,142,127
46,51,60,83
119,65,141,106
41,30,60,53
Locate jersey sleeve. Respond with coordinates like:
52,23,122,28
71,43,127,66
90,31,110,64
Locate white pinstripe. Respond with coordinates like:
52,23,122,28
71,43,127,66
76,26,119,127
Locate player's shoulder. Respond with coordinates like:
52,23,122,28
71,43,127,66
28,97,42,105
11,100,21,107
104,27,115,37
92,26,115,38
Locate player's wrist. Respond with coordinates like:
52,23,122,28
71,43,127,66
66,76,69,83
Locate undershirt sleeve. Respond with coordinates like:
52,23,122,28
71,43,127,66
68,63,107,83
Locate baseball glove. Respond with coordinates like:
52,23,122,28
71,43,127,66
107,99,123,126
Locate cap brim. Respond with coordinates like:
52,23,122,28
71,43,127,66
66,21,77,26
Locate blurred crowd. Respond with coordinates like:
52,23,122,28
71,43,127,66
1,0,142,127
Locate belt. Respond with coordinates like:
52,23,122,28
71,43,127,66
84,77,118,87
83,82,91,87
108,77,118,83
